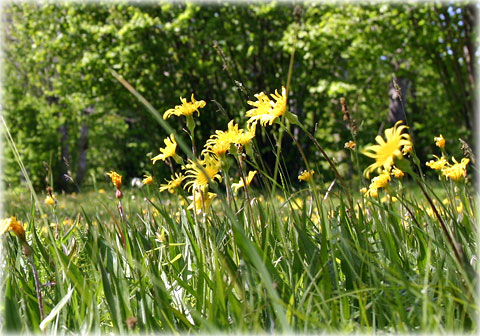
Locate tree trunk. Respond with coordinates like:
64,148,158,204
76,106,93,186
388,76,409,126
59,121,70,191
76,123,89,186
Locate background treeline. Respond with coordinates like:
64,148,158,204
2,1,476,192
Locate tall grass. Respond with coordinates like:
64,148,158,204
1,69,478,333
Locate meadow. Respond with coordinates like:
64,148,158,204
1,81,477,334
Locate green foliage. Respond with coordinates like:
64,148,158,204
3,2,474,191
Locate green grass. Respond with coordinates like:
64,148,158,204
1,175,477,333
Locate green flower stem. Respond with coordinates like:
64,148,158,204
24,244,45,322
271,126,286,198
235,153,259,242
271,16,299,197
294,121,354,209
219,155,235,210
186,115,197,157
399,160,473,278
282,124,334,242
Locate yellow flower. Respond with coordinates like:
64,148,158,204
246,92,271,118
246,86,287,126
270,87,287,118
0,217,25,241
63,218,73,226
163,94,206,119
187,190,217,215
456,202,464,213
205,120,242,156
45,195,56,206
344,140,356,149
402,145,412,156
370,170,391,189
106,171,122,189
184,154,222,192
360,187,368,194
434,134,445,149
98,189,105,194
298,169,315,182
159,173,185,193
391,166,404,179
235,122,257,146
362,121,412,177
142,175,153,185
291,197,304,210
426,155,448,170
231,170,257,192
442,157,469,181
365,187,378,198
152,134,178,164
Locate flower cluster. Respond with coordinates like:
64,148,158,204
204,120,256,157
362,121,411,197
145,90,281,214
426,135,470,181
362,121,412,178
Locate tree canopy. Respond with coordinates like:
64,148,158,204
2,1,476,191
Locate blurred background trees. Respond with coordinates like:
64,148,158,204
2,1,476,192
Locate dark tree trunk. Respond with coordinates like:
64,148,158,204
388,76,409,126
76,123,89,186
59,121,70,191
76,106,94,186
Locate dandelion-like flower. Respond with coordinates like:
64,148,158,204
107,171,122,189
159,173,185,193
205,120,243,157
246,92,271,118
362,121,412,177
152,134,178,164
163,94,206,119
365,187,379,198
364,170,391,198
184,154,222,192
442,157,469,181
298,169,315,182
426,155,448,170
0,217,25,240
45,195,56,206
187,190,217,215
142,175,153,185
370,170,391,189
235,122,257,147
232,170,257,192
344,141,356,150
391,166,404,179
435,134,445,149
402,145,412,156
246,87,287,126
